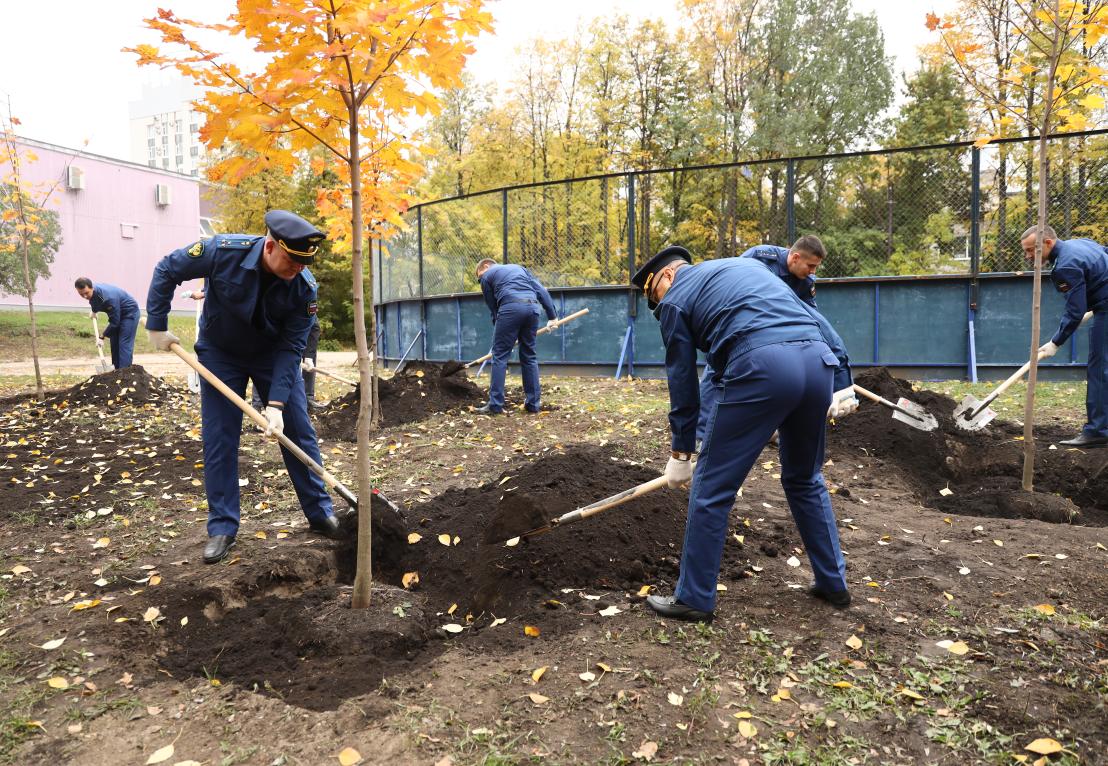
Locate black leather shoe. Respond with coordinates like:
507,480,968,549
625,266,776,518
475,404,502,415
525,406,541,413
1058,433,1108,448
808,583,852,608
203,535,236,564
309,514,346,540
306,397,327,411
645,594,714,623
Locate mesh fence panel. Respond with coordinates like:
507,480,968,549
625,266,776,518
374,131,1106,299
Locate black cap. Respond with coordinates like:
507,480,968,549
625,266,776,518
264,210,325,265
630,245,692,310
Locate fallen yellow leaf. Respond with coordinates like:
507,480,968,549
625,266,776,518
524,625,540,637
143,607,161,623
47,676,68,689
845,634,863,651
528,692,549,705
401,572,419,589
531,666,547,683
337,746,362,765
145,744,174,764
1032,603,1055,616
738,720,758,738
1024,738,1063,755
407,532,422,544
437,533,451,546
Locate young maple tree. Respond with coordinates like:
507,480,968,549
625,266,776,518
0,100,68,399
128,0,491,608
930,0,1108,490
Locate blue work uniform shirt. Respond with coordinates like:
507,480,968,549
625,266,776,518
146,236,319,404
656,258,851,452
1048,238,1108,345
479,264,557,321
739,245,817,307
88,283,140,338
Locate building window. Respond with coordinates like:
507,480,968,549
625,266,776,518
190,123,199,133
149,147,155,159
162,135,168,145
190,146,199,157
191,169,199,177
147,137,154,147
162,158,169,169
148,160,156,168
176,156,183,167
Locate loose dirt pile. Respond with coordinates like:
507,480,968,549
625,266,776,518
830,368,1108,525
314,361,483,438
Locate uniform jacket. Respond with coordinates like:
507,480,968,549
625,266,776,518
88,283,140,339
656,258,851,452
1048,238,1108,345
479,264,557,322
146,235,318,404
739,245,817,307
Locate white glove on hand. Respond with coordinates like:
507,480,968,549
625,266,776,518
1038,341,1059,359
827,388,859,419
88,311,96,319
546,318,559,331
301,357,315,372
263,406,284,438
664,453,694,489
147,329,181,352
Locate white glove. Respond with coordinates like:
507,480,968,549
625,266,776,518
301,357,315,372
664,453,694,489
263,406,284,437
546,318,559,331
147,329,181,352
827,388,859,418
1038,341,1059,359
88,311,96,319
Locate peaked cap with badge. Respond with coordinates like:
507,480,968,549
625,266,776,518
265,209,325,265
631,245,693,310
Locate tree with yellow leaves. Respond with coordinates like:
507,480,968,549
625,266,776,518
128,0,491,608
929,0,1108,489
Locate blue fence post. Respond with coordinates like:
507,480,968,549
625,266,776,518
559,292,567,362
968,146,981,382
417,207,427,360
502,188,509,264
785,158,796,242
455,298,463,361
873,283,880,365
618,172,637,380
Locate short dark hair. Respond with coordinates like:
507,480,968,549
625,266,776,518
74,277,93,290
1020,224,1057,241
791,235,826,260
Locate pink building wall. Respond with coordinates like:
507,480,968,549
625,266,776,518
1,138,206,312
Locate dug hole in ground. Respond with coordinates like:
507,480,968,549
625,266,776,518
0,362,1104,764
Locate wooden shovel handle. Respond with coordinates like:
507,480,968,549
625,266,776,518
168,341,358,509
305,363,357,387
466,307,591,368
554,474,669,525
90,316,107,362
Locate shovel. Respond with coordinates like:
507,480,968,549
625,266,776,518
852,384,937,432
302,360,357,388
89,314,113,373
442,307,591,377
511,474,669,543
953,310,1093,431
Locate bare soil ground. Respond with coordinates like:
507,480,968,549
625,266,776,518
0,364,1105,766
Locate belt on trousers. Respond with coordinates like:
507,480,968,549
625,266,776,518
508,299,538,304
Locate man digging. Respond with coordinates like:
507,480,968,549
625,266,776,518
145,210,345,564
632,245,854,622
1021,224,1108,448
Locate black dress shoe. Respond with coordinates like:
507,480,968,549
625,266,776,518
1058,433,1108,448
808,583,852,608
309,514,346,540
306,398,327,411
525,406,541,413
475,404,502,415
645,594,714,623
203,535,236,564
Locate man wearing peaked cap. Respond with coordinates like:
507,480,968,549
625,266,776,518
631,245,854,622
145,210,344,565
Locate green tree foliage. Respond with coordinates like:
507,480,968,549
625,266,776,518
0,184,60,297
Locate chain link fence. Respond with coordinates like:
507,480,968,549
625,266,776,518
374,130,1108,302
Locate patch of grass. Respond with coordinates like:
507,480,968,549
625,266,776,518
924,379,1086,425
0,310,197,362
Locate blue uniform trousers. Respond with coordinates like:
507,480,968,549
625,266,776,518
488,301,541,412
1085,310,1108,438
197,343,334,537
109,311,140,369
696,363,718,446
676,340,847,613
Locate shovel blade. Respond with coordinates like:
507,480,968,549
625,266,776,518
95,362,113,374
892,398,938,431
953,394,995,431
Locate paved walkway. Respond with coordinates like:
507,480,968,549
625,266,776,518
0,351,361,377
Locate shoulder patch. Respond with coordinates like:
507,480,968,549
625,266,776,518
307,301,318,316
810,284,816,296
1056,281,1071,293
187,241,204,258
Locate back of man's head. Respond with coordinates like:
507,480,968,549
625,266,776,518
791,235,826,260
475,258,497,278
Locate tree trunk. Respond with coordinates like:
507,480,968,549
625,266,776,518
349,118,374,610
20,236,44,398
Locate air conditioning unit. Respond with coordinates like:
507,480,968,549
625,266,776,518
66,166,85,190
155,184,172,206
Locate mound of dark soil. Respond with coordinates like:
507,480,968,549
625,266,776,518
831,368,1108,524
314,361,483,439
43,365,179,409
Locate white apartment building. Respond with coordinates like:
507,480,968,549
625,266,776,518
128,80,207,177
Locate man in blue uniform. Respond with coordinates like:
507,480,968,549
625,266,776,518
75,278,140,369
632,245,854,622
475,258,559,415
145,210,344,564
1023,224,1108,447
696,236,857,444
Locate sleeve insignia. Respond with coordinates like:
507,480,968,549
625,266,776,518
307,301,318,316
187,241,204,258
810,284,817,296
1056,281,1071,293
